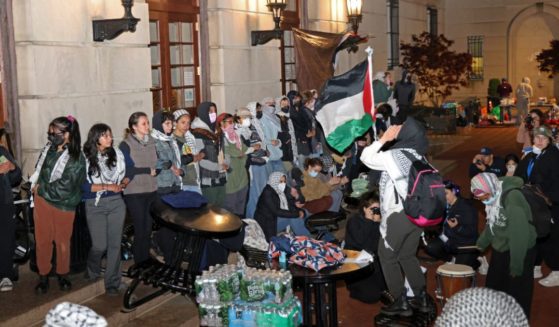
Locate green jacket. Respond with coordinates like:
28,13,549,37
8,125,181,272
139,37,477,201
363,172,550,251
476,176,537,277
37,148,86,212
223,140,248,194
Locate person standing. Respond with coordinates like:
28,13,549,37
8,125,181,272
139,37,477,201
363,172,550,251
82,124,127,295
151,111,182,194
516,77,533,124
276,97,299,172
119,112,158,264
360,117,429,316
393,70,416,122
471,172,537,319
259,98,284,173
173,109,203,194
0,138,22,292
31,116,86,294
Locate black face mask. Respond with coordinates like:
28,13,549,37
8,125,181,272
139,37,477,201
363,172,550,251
281,106,290,113
48,133,65,147
256,111,263,119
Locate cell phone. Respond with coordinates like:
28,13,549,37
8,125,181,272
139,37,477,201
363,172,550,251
372,207,381,215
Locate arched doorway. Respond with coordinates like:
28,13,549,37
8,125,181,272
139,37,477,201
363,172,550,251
508,3,559,100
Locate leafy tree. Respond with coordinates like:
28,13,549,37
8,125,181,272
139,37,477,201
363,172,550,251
536,40,559,78
400,32,472,107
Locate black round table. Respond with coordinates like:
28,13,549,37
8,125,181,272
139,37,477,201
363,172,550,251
287,249,374,327
123,198,242,310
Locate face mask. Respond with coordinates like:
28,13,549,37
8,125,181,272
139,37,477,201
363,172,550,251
278,182,286,192
256,111,263,119
532,146,542,155
281,106,290,113
309,171,318,178
209,112,217,123
241,119,251,128
506,164,517,173
482,195,497,205
48,133,65,147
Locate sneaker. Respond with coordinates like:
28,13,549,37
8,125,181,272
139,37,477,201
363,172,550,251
539,271,559,287
534,265,543,279
477,256,489,275
0,278,13,292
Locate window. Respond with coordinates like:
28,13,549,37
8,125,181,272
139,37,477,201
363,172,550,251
427,7,437,36
281,31,297,93
387,0,399,70
468,36,484,80
148,1,200,112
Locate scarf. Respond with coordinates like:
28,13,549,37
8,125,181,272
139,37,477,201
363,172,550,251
86,148,126,206
222,125,242,150
268,172,289,210
471,172,504,232
275,107,299,164
29,142,70,207
247,102,266,147
150,129,181,167
45,302,108,327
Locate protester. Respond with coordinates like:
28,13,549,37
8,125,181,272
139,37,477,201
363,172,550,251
360,117,429,316
393,70,416,121
0,134,22,292
119,112,158,264
151,111,182,194
259,98,284,173
497,78,513,98
276,97,299,172
173,109,203,194
31,116,86,294
472,172,537,318
517,109,545,153
300,158,347,214
468,147,506,177
504,153,519,176
373,71,393,105
287,91,313,165
82,123,127,295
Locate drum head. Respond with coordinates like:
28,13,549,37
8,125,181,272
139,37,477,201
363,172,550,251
437,263,475,276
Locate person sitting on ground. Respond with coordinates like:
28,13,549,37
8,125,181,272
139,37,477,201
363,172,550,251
504,153,519,177
300,158,348,214
468,147,506,178
424,180,479,270
344,190,389,303
254,172,309,242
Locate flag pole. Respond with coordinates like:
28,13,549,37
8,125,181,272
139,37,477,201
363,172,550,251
365,46,377,140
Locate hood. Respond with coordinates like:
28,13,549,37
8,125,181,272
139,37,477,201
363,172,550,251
500,176,525,192
268,172,286,193
247,102,258,117
390,117,428,155
196,101,216,132
191,116,212,132
286,90,300,107
151,110,173,134
374,71,386,81
401,70,411,83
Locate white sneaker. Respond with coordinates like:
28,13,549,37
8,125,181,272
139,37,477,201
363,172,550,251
534,265,543,279
477,256,489,275
539,271,559,287
0,278,13,292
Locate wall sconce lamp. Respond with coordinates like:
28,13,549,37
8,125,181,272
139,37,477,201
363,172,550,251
251,0,288,46
346,0,363,34
92,0,140,42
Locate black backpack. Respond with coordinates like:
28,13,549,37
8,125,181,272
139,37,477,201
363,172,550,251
400,152,446,227
501,184,552,238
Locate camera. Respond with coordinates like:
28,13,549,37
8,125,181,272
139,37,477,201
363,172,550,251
372,207,381,215
475,159,483,165
524,116,533,130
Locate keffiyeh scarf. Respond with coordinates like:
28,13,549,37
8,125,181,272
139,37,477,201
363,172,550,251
151,128,182,167
268,172,289,210
86,148,126,206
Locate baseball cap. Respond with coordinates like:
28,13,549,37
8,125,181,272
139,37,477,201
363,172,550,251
480,147,492,155
533,126,552,138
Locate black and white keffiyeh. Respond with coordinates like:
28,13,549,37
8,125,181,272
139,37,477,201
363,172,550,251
435,287,528,327
86,148,126,205
44,302,107,327
151,128,181,167
268,172,289,210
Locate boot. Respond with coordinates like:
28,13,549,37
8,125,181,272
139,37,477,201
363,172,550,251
380,292,412,317
409,288,431,313
35,275,49,295
57,275,72,291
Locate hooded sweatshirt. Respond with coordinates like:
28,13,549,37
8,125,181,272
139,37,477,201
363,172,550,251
393,70,416,107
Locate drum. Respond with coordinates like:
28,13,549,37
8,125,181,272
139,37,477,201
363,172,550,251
436,263,476,304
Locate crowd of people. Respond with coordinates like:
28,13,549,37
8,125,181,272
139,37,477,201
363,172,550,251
0,78,557,324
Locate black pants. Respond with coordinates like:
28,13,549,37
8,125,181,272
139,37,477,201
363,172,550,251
486,247,536,319
124,192,157,264
535,221,559,270
424,238,480,270
0,203,15,279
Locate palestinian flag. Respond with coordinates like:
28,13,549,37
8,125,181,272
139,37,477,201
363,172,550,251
315,59,374,153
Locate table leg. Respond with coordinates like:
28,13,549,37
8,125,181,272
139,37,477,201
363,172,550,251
303,282,313,326
327,282,337,327
315,283,325,326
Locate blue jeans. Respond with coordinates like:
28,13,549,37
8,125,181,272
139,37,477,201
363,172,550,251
277,216,311,238
268,160,285,174
245,165,269,219
328,189,343,212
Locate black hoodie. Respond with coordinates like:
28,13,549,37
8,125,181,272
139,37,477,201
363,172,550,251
387,117,428,156
196,101,217,132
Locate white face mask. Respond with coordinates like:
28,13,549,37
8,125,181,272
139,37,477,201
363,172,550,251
209,112,217,123
506,164,517,173
241,119,251,128
532,146,542,155
277,182,286,192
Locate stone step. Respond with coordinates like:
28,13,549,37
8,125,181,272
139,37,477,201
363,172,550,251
121,294,199,327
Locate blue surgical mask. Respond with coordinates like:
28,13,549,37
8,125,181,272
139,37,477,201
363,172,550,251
309,171,319,178
482,195,497,205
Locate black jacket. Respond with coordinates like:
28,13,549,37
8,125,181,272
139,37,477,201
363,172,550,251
0,146,22,205
443,197,478,249
254,185,301,242
468,156,506,178
345,213,381,255
515,145,559,218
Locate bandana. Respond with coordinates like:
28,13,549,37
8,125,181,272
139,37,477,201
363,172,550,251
268,172,289,210
222,124,242,150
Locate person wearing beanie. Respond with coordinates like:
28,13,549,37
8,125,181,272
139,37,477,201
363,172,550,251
471,172,537,318
173,109,203,194
515,125,559,286
435,288,529,327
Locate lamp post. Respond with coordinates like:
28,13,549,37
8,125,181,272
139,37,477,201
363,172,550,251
92,0,140,42
346,0,363,34
251,0,288,46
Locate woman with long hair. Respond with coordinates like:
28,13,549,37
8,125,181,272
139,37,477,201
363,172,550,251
82,123,127,295
30,116,85,294
119,112,158,264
